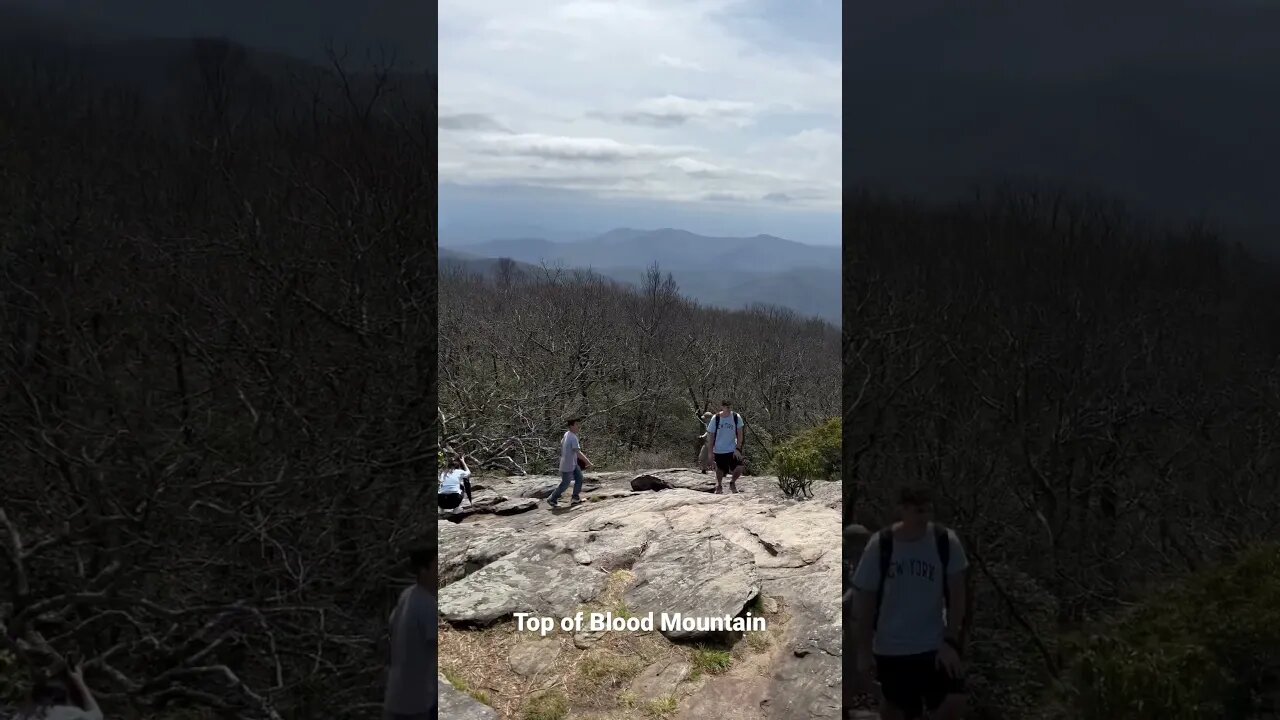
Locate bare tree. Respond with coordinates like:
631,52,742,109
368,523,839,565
845,189,1280,715
439,262,839,473
1,42,436,720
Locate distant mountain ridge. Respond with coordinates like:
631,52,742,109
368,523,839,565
440,228,841,325
448,228,841,275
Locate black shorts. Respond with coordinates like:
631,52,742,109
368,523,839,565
713,452,740,473
875,651,965,719
438,492,463,510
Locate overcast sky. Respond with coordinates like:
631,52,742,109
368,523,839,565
437,0,842,244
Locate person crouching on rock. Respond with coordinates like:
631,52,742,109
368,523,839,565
549,416,592,508
697,411,714,473
437,454,473,514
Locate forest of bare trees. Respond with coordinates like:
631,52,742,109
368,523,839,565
1,40,433,719
438,262,840,475
846,189,1280,717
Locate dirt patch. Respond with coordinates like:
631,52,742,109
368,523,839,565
438,572,790,719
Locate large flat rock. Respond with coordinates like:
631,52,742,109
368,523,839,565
625,529,760,640
757,516,843,719
438,541,608,624
437,469,845,719
677,677,769,720
438,522,519,585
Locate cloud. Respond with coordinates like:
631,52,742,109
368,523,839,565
702,190,757,202
472,133,700,161
668,157,729,178
437,0,841,211
612,95,758,128
439,113,511,132
784,128,842,153
654,54,706,72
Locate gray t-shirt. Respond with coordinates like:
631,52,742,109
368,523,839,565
851,524,969,656
559,431,580,474
706,412,743,454
383,584,437,715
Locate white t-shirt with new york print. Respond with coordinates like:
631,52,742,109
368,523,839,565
851,523,968,656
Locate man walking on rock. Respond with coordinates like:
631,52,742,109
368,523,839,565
706,400,745,494
851,485,969,720
549,417,592,508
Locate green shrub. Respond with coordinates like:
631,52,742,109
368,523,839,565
690,646,733,677
1059,543,1280,719
771,417,840,498
1064,637,1228,720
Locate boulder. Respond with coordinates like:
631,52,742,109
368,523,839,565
438,522,519,585
632,469,719,493
624,529,760,640
439,542,608,625
438,673,499,719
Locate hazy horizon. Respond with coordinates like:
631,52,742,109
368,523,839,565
438,183,842,247
439,227,838,247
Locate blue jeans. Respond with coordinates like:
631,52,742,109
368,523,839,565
549,468,583,504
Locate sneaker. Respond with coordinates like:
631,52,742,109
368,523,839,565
570,497,583,504
547,499,560,508
713,485,723,494
730,483,741,494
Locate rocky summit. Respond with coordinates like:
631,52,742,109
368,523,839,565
438,469,842,720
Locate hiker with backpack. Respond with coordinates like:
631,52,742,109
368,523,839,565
706,400,745,494
437,454,474,514
696,411,714,473
851,485,970,720
548,416,592,508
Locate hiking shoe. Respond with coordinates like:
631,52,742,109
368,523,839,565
713,485,723,494
570,497,583,505
547,499,560,508
730,483,741,494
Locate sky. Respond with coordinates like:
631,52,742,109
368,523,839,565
437,0,842,245
848,0,1280,246
6,0,840,245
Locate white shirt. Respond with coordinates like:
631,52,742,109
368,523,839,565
438,468,470,494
